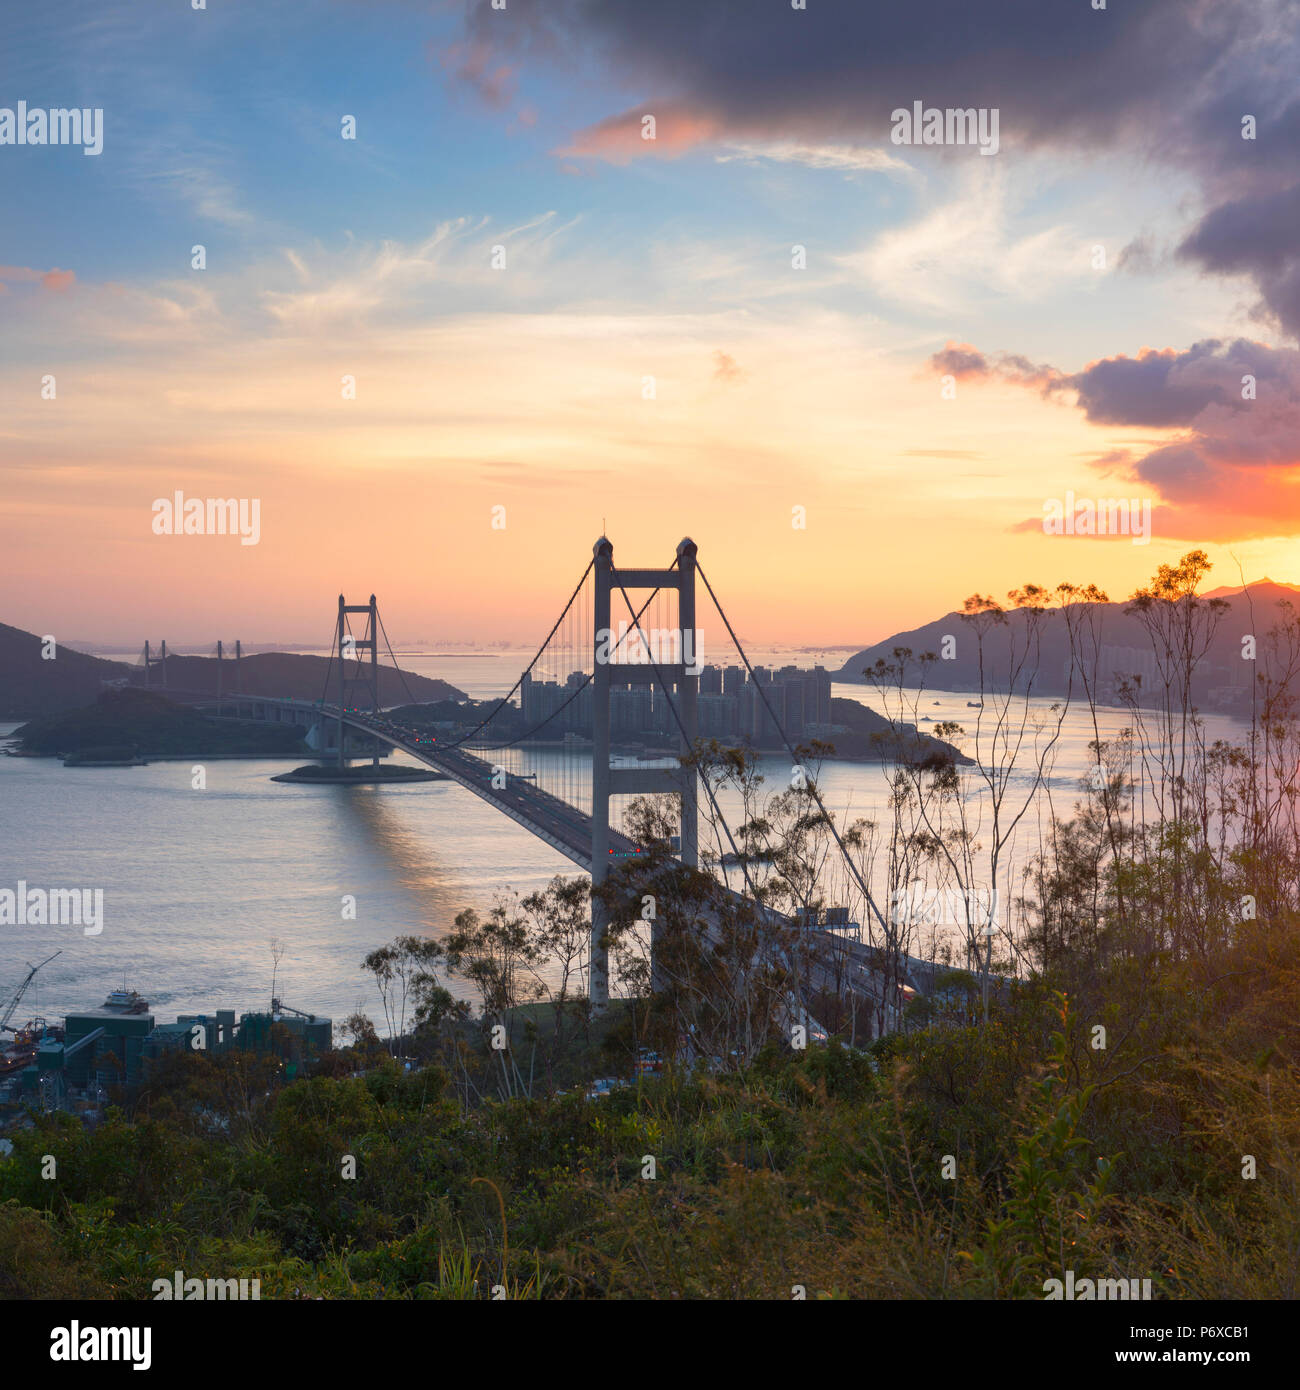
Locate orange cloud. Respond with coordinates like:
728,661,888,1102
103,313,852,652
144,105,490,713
929,340,1061,391
712,350,744,384
557,104,724,163
0,264,76,292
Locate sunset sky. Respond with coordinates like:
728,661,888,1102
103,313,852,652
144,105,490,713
3,0,1298,646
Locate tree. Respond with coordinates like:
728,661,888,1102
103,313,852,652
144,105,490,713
361,936,444,1063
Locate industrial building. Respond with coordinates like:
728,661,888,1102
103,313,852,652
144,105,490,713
0,987,332,1116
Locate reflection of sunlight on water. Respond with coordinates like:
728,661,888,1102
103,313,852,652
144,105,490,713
334,789,450,933
0,742,572,1026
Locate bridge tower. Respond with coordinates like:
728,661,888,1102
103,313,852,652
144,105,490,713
590,536,700,1011
335,595,381,769
215,639,242,709
143,640,167,689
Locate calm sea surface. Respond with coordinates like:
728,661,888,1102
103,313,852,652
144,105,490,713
0,647,1249,1032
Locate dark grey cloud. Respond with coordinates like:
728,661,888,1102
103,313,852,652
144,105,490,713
1067,339,1291,427
448,0,1300,335
454,0,1280,162
1180,184,1300,275
1179,183,1300,336
935,337,1295,428
929,343,988,379
947,337,1300,538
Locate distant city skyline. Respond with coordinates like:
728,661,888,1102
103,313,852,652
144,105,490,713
520,662,834,745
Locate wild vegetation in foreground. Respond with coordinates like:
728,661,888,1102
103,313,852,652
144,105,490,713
0,927,1296,1300
1,552,1297,1299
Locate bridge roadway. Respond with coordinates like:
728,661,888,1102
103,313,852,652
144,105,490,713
281,699,642,871
258,699,910,1031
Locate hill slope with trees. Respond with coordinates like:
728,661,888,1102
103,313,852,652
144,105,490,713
0,622,466,719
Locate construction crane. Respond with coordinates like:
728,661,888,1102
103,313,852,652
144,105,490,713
271,996,318,1023
1,951,61,1034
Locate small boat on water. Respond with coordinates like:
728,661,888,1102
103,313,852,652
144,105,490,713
101,989,151,1014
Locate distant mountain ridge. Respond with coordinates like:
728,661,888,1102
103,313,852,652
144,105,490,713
0,623,134,720
140,651,465,708
0,622,465,719
835,581,1300,713
1200,577,1300,601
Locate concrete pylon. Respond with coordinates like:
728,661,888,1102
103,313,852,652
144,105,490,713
368,594,379,770
588,535,701,1008
336,595,346,769
590,536,614,1014
335,594,382,768
143,640,167,689
675,536,699,871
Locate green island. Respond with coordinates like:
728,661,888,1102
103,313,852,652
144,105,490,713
12,688,309,760
271,764,447,784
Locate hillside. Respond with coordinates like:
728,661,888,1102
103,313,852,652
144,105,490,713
1201,577,1300,601
14,687,309,757
835,581,1300,713
826,696,971,765
141,651,466,706
0,623,133,719
0,622,465,719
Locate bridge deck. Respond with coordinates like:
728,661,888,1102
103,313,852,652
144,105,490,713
276,699,642,871
231,698,920,1028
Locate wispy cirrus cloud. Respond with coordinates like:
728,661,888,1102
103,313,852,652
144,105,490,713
124,132,259,230
714,141,910,174
837,166,1089,313
259,212,583,332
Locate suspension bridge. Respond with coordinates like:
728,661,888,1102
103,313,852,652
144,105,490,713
134,536,924,1028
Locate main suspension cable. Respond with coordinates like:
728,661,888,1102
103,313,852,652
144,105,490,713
480,583,667,751
614,582,768,911
695,560,890,941
443,558,596,748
